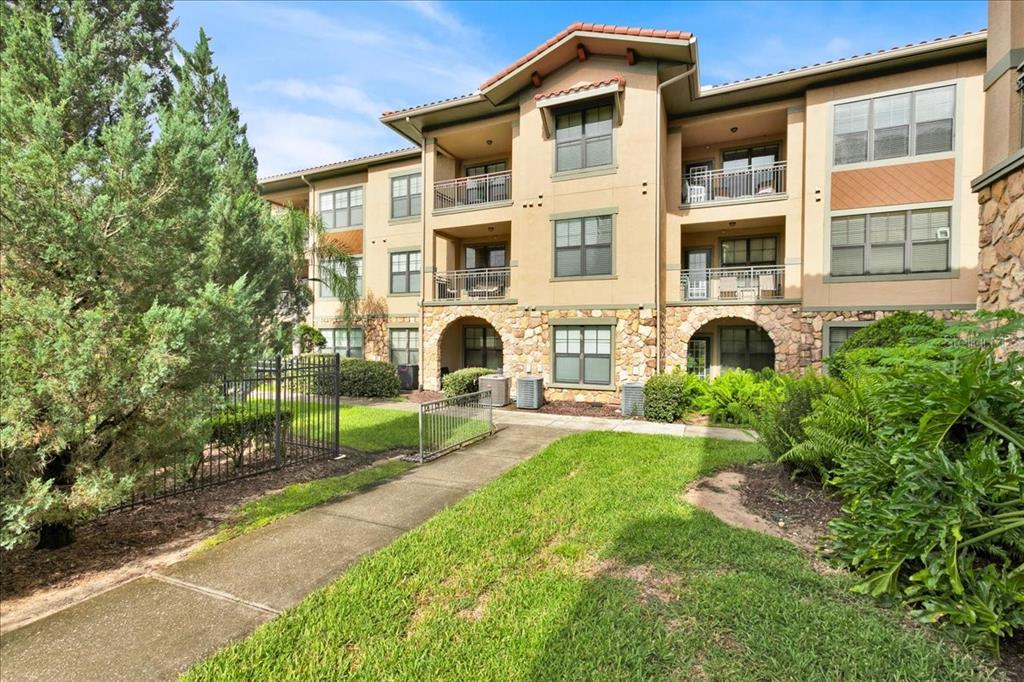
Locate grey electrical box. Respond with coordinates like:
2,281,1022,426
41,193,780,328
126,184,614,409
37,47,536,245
516,376,544,409
621,382,645,417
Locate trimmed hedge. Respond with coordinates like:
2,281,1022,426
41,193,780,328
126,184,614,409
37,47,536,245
644,370,705,422
442,367,493,397
309,357,400,398
208,407,291,468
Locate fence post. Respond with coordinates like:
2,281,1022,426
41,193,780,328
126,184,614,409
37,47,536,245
273,354,283,468
333,352,341,458
418,405,424,465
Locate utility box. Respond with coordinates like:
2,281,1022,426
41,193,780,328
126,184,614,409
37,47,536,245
516,376,544,409
621,382,645,418
478,374,510,407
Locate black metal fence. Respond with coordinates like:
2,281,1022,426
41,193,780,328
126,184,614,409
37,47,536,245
412,390,494,463
108,354,340,511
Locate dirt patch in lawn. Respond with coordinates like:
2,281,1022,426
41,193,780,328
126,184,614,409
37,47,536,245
0,447,402,632
683,463,842,555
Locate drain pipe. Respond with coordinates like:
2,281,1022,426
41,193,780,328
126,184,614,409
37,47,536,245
406,116,427,391
655,61,697,374
300,173,316,344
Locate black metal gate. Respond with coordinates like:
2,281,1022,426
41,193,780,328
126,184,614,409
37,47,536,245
108,354,340,511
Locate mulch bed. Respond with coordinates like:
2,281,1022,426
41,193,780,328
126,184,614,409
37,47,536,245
534,400,624,418
0,448,400,603
402,390,444,403
737,463,843,538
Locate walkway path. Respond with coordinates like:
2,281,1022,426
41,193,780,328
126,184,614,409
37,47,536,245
0,408,750,681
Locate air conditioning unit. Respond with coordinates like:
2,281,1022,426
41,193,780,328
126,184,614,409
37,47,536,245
935,227,950,239
621,382,645,418
478,374,510,407
516,376,544,409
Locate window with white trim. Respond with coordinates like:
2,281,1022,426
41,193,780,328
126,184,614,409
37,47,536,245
321,328,363,358
319,256,363,298
553,326,612,386
389,328,419,366
554,215,612,277
391,173,422,219
833,85,954,165
555,100,613,172
389,251,421,294
830,207,950,276
319,187,363,229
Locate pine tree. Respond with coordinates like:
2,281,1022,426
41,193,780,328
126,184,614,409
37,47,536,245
0,2,343,548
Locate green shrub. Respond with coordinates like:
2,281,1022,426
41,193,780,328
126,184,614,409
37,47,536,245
828,311,945,378
644,369,705,422
791,316,1024,652
754,369,835,473
207,407,290,468
295,323,326,353
442,367,493,397
695,368,788,427
339,358,400,398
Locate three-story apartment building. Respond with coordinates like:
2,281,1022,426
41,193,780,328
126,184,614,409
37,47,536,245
260,22,989,403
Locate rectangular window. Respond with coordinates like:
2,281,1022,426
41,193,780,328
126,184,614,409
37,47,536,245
463,326,502,370
318,187,363,229
826,325,865,357
554,215,612,277
553,326,612,386
555,101,613,172
721,237,777,266
720,327,774,372
830,207,950,276
833,85,954,165
319,256,363,298
390,173,422,219
321,328,363,358
389,328,419,366
389,251,421,294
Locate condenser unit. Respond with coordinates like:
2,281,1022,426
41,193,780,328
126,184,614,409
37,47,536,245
478,374,510,407
621,382,645,418
516,376,544,409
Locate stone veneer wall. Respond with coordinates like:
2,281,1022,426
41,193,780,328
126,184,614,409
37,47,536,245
421,305,657,403
314,313,419,363
977,168,1023,313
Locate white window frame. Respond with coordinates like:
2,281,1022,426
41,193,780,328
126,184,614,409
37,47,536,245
321,327,363,358
390,173,422,219
828,206,951,278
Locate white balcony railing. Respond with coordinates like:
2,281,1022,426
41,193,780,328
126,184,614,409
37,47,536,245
434,170,512,211
683,161,786,205
434,267,511,301
680,265,785,302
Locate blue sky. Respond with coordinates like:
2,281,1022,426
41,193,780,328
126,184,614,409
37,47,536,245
172,1,986,177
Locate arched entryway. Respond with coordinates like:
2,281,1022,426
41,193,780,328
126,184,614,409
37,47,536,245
437,316,504,382
685,316,776,379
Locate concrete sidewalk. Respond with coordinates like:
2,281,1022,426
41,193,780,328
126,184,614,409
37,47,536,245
0,424,571,682
355,397,756,442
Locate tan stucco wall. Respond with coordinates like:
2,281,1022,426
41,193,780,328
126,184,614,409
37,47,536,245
802,58,986,309
982,1,1024,171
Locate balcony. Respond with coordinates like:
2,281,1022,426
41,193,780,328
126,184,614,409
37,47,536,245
433,267,512,302
434,170,512,213
679,265,785,303
682,162,786,206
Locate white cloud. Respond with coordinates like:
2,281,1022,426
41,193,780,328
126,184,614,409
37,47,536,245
406,1,470,35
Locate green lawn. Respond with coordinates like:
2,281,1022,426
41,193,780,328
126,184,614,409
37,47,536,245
201,460,413,549
256,401,419,453
184,432,993,681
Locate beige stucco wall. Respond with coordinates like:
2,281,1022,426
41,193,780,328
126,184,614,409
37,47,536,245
802,58,986,309
982,1,1024,171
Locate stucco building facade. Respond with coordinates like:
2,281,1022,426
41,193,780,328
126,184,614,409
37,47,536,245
261,17,1017,403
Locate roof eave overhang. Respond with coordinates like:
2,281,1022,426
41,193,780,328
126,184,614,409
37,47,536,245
257,148,422,194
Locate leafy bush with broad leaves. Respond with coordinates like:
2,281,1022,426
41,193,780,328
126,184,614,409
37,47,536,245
791,312,1024,653
695,368,789,427
754,369,835,473
644,369,706,422
442,368,494,398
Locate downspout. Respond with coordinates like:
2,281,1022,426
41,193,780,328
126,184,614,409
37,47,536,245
300,174,316,352
655,61,697,374
406,116,427,391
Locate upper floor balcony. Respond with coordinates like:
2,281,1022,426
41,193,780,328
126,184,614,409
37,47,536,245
682,161,786,205
679,265,785,303
434,170,512,213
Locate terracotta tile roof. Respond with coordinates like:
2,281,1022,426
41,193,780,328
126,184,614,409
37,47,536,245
534,76,625,102
258,147,420,182
704,29,986,91
480,22,692,90
381,92,480,118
